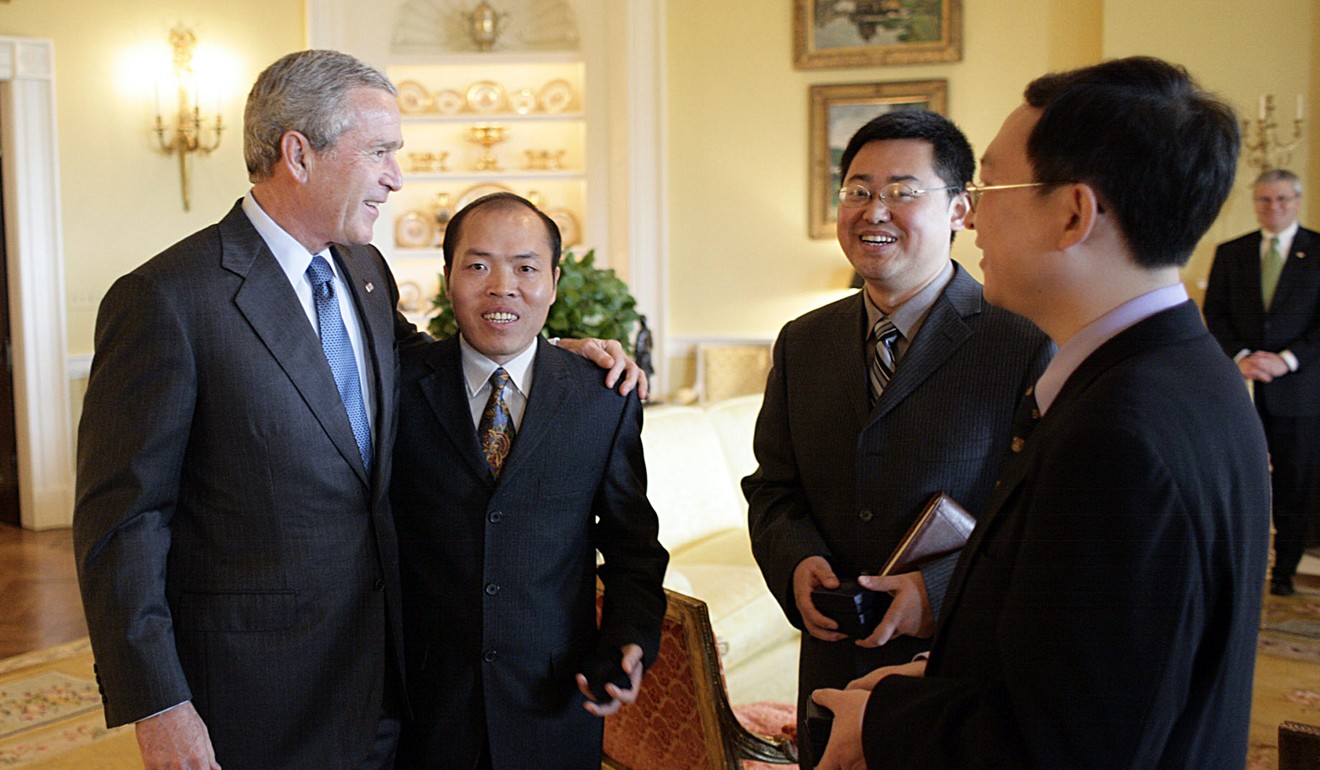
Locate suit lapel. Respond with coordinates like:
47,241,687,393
221,204,370,486
499,337,572,480
870,265,979,421
1271,226,1316,310
932,302,1207,661
418,338,492,482
840,297,874,426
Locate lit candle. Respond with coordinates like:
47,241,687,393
154,78,162,118
1259,94,1267,120
1297,95,1305,121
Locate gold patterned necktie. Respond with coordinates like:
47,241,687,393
1262,235,1284,308
478,367,516,478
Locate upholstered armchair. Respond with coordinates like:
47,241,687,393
601,588,797,769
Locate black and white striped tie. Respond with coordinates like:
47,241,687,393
869,316,901,403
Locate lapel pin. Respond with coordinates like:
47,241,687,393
365,282,375,292
1296,252,1306,260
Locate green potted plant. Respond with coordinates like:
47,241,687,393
428,248,641,354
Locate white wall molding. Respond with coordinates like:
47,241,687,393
0,37,74,529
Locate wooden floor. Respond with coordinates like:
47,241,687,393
0,524,87,658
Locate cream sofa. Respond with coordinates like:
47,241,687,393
638,395,800,706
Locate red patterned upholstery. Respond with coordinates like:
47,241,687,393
600,588,796,770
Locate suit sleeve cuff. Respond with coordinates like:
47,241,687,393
1281,350,1299,372
136,700,189,723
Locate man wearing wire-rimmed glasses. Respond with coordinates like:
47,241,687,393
743,109,1053,769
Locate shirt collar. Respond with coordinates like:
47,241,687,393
1262,221,1299,245
1034,282,1188,415
459,335,538,398
242,190,330,281
863,259,955,338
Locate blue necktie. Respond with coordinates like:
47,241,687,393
306,255,372,472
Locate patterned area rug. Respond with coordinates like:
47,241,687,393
2,579,1316,770
1250,572,1320,768
1259,572,1320,663
0,639,138,769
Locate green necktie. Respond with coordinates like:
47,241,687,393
1262,236,1284,308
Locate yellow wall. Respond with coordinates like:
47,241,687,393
1,0,1316,364
666,0,1314,349
0,0,305,355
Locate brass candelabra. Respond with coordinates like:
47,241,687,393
153,26,224,212
1241,93,1304,172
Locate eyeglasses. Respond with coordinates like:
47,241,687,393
1254,194,1299,205
837,182,962,209
963,182,1048,211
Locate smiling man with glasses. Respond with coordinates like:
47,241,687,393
744,109,1052,769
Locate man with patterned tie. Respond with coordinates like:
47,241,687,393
73,51,645,770
390,192,668,770
743,109,1053,769
1205,168,1320,597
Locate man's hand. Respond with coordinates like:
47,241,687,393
135,701,221,770
555,338,649,399
1239,351,1290,382
853,572,934,648
793,556,847,641
811,688,870,770
846,657,927,692
576,644,645,717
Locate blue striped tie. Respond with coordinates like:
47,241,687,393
306,255,373,472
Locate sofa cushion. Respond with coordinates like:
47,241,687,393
702,394,764,493
668,528,796,674
642,405,747,547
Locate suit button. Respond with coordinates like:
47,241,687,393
483,649,498,663
858,508,873,522
373,578,385,591
485,583,500,596
1011,437,1025,453
488,510,503,523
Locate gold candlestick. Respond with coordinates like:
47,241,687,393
1242,93,1305,171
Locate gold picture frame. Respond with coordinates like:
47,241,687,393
794,0,963,69
809,80,948,239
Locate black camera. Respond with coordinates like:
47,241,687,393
802,699,834,763
811,580,892,638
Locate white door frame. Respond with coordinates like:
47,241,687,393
0,37,75,530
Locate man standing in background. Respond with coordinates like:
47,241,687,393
1205,168,1320,597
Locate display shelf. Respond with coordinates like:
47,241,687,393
402,170,584,183
400,111,585,123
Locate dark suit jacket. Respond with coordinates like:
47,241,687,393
744,266,1052,690
73,201,421,768
862,302,1272,769
391,336,668,770
1204,225,1320,416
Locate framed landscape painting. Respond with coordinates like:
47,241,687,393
794,0,963,68
808,80,948,238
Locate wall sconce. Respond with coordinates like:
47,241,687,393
153,26,224,212
1242,93,1305,171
